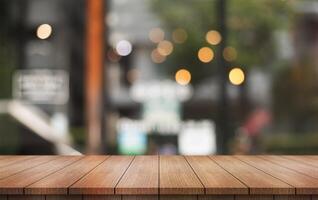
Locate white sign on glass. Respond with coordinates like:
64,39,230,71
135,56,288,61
13,69,69,104
178,120,216,155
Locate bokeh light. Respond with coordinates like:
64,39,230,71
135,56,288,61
229,67,245,85
116,40,132,56
172,28,188,44
157,40,173,56
198,47,214,63
206,30,222,45
149,28,165,43
36,24,52,40
175,69,191,86
223,47,237,62
151,49,166,63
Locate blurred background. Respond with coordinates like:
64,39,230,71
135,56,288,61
0,0,318,155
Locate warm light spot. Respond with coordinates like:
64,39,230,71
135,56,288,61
206,30,221,45
151,49,166,63
149,28,165,43
36,24,52,39
172,28,188,44
229,67,245,85
157,40,173,56
198,47,214,63
175,69,191,86
223,47,237,62
116,40,132,56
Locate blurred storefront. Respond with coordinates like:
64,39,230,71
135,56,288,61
1,0,318,155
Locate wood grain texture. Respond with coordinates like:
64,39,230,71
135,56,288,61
7,196,45,200
186,156,248,195
70,156,134,195
260,156,318,179
0,156,35,168
116,156,158,195
1,156,318,197
46,195,82,200
198,195,234,200
236,156,318,194
274,196,311,200
235,195,273,200
122,195,158,200
83,196,121,200
210,156,294,195
0,156,81,195
25,156,107,195
160,156,204,195
0,156,56,180
160,195,197,200
284,156,318,167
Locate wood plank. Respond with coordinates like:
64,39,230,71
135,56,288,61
260,156,318,179
274,196,311,200
70,156,134,195
0,155,317,198
0,156,81,195
210,156,294,195
235,196,273,200
160,195,197,200
0,156,56,180
236,156,318,194
116,156,158,195
0,156,35,168
281,156,318,168
302,155,318,161
25,156,107,195
46,195,82,200
198,195,234,200
83,196,121,200
122,196,158,200
160,156,204,195
186,156,248,195
7,196,45,200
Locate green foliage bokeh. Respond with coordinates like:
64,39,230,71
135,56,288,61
151,0,294,85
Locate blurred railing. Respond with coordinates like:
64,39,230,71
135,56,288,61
0,100,81,155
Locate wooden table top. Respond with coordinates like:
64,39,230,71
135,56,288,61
0,155,318,196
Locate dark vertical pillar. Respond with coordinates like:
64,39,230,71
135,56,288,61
101,0,109,154
216,0,230,154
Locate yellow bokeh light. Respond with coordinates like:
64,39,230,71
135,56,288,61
223,47,237,62
172,28,188,44
198,47,214,63
157,40,173,56
175,69,191,86
36,24,52,40
149,28,165,43
206,30,222,45
151,49,166,63
229,68,245,85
